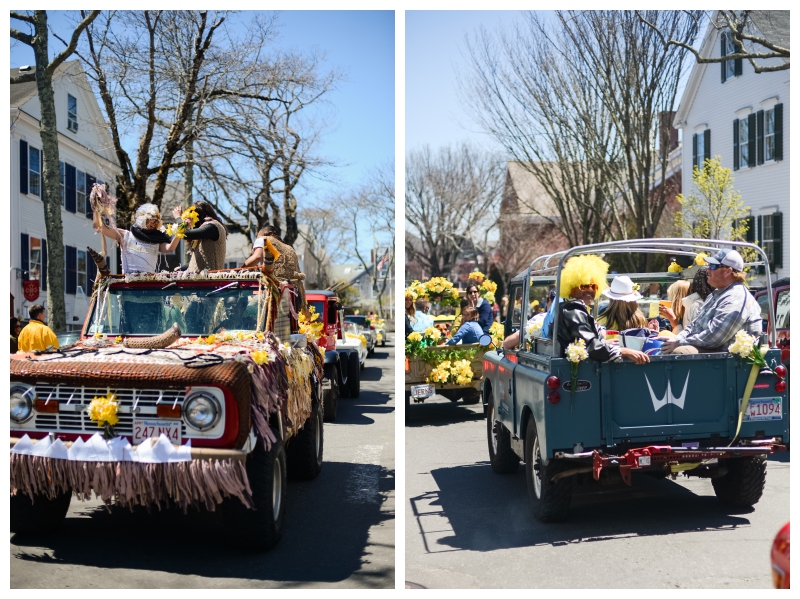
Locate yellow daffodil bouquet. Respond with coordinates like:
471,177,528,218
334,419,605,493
489,321,504,347
427,358,474,386
565,338,589,411
424,277,460,307
299,307,324,343
87,393,120,439
728,330,769,370
479,279,498,304
166,206,200,239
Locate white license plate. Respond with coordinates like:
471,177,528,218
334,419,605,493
411,384,435,398
133,418,182,445
740,397,783,421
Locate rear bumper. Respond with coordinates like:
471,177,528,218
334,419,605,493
553,441,786,485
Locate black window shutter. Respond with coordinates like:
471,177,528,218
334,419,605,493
87,246,97,286
85,174,96,218
65,245,77,295
703,129,711,165
756,110,764,165
745,216,756,243
41,239,47,291
772,212,783,268
747,113,756,168
756,215,764,274
19,140,29,195
720,36,727,83
20,233,29,280
692,133,698,170
774,103,783,161
732,119,740,170
734,57,742,77
65,163,77,213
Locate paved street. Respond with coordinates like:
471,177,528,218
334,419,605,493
10,341,396,589
405,394,790,589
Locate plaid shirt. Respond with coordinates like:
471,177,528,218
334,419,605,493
676,282,762,350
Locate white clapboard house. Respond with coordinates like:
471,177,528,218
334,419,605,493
10,60,121,327
673,11,789,282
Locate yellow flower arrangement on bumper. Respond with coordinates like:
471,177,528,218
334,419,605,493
88,392,119,439
565,338,589,411
346,332,367,348
427,359,474,386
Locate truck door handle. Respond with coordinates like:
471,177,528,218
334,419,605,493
508,380,513,396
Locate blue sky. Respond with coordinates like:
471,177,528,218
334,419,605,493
406,10,524,154
10,10,395,214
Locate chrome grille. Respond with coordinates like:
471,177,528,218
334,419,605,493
33,384,188,438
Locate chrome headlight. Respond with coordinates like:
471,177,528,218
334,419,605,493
11,384,35,424
183,391,221,431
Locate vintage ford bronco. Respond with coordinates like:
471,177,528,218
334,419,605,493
483,239,788,522
11,268,324,550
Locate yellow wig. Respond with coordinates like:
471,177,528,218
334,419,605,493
559,254,610,299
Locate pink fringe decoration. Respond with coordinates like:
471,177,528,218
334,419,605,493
10,454,253,512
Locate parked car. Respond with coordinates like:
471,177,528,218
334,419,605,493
344,315,377,355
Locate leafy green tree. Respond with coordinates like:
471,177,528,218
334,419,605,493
674,156,749,241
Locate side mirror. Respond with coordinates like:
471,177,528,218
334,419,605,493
479,334,493,347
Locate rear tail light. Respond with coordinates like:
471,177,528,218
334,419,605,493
546,376,561,390
775,380,787,393
774,364,787,378
548,391,561,404
370,325,375,330
405,358,409,372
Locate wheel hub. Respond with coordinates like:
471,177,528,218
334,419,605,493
532,437,543,499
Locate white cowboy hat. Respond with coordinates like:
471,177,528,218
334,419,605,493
602,275,642,302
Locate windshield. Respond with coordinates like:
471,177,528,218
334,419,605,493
308,301,325,318
346,315,368,326
86,282,263,336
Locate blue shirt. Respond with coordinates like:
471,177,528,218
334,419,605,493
411,312,434,332
541,297,564,339
446,321,483,345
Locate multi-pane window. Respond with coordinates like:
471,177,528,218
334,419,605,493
77,169,86,214
59,162,65,206
762,214,776,265
696,134,704,169
67,94,78,132
721,32,736,80
739,119,749,168
77,249,87,293
29,146,41,196
764,108,776,162
29,237,42,280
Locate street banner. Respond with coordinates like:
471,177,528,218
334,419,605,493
23,280,40,302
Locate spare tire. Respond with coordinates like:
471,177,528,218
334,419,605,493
348,351,360,398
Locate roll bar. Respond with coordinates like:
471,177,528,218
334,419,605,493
521,238,775,356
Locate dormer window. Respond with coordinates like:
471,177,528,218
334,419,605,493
67,94,78,132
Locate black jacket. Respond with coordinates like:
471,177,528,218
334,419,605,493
556,300,620,362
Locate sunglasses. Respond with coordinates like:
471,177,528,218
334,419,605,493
579,283,598,291
707,263,729,271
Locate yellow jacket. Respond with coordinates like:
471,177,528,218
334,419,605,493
17,320,59,352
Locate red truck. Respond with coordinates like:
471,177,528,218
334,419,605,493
306,290,362,422
753,277,790,370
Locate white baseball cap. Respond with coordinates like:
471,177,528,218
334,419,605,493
705,249,744,271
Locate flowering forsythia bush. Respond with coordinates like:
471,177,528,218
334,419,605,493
428,359,474,386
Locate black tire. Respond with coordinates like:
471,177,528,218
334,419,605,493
381,338,386,347
338,359,350,399
525,418,571,522
348,351,360,398
461,388,481,404
222,436,287,551
711,455,767,508
487,402,519,474
322,366,339,422
10,490,72,534
287,400,323,480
